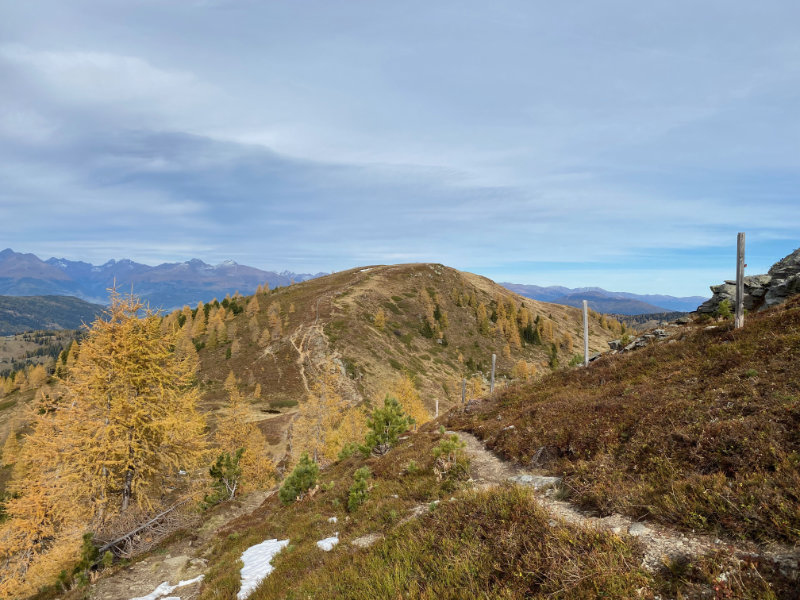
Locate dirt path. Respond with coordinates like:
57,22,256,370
454,431,800,574
288,325,313,396
87,490,273,600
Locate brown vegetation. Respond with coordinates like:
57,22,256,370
448,297,800,545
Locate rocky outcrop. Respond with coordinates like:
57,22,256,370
697,247,800,314
608,328,670,353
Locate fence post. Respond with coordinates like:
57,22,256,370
435,397,439,418
735,232,745,329
461,378,466,404
582,300,589,367
490,353,496,395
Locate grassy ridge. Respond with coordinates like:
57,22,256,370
448,298,800,544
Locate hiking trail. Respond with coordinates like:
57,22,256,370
453,430,800,576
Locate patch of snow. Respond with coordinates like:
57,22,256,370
327,516,337,523
316,534,339,551
359,268,372,272
130,575,204,600
237,538,289,600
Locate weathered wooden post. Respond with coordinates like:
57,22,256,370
490,353,496,395
582,300,589,367
435,397,439,418
461,378,466,404
735,232,745,329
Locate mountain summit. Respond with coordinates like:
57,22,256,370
0,249,323,309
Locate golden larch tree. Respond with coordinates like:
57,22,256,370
380,373,430,427
470,375,484,399
13,371,27,392
214,375,275,495
291,358,359,465
374,308,386,330
246,296,261,317
0,290,208,598
193,305,207,337
27,364,48,389
59,291,207,513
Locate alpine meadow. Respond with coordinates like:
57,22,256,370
3,1,800,598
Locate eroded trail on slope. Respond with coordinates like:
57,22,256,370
288,324,315,396
453,431,800,575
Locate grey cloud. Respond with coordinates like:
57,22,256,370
1,0,799,295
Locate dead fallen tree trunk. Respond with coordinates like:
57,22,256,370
95,498,193,559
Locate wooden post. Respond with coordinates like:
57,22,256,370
735,232,745,329
461,378,466,404
582,300,589,367
490,353,496,395
435,397,439,418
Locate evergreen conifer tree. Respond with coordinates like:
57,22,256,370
361,396,412,456
278,453,319,505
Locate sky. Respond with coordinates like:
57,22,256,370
1,1,798,296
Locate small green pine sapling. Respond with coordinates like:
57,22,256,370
347,467,371,512
206,448,245,505
715,299,733,320
279,453,319,505
360,395,413,456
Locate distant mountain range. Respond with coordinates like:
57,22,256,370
0,295,103,336
0,249,707,316
501,283,707,315
0,249,325,310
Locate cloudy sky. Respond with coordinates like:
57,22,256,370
2,1,798,296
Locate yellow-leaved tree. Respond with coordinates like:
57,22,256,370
0,291,207,598
374,308,386,330
380,373,431,427
212,374,275,499
291,358,365,465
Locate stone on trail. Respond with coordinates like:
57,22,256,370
507,474,562,490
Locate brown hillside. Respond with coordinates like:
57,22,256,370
183,263,621,463
447,296,800,545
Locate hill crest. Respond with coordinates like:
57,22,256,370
180,262,622,465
